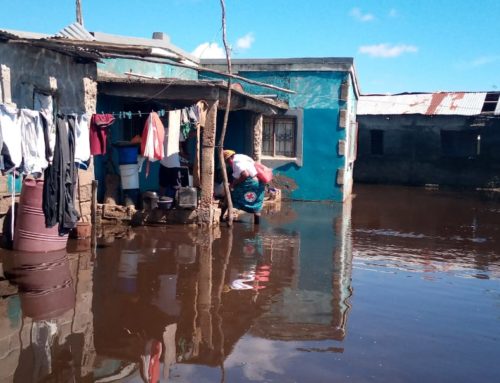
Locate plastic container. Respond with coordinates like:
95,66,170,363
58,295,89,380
158,196,173,210
120,164,140,190
142,191,159,211
176,187,198,209
114,142,139,165
14,179,68,252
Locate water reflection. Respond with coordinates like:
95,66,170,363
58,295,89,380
0,246,95,382
0,187,498,382
0,198,354,382
91,200,353,381
352,185,500,279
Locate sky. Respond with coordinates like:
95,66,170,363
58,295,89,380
0,0,499,94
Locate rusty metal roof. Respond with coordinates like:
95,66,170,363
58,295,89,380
358,92,494,116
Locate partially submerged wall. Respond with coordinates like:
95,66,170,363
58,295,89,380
355,114,500,188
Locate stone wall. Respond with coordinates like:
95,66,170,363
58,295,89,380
0,43,97,113
0,43,98,227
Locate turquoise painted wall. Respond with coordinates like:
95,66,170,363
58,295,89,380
98,58,197,80
201,70,349,201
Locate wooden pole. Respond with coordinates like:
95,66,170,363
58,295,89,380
199,99,218,225
219,0,234,227
76,0,84,26
253,114,263,162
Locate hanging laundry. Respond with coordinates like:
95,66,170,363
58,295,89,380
161,110,181,168
141,112,165,162
90,114,115,155
74,113,91,168
20,109,48,176
34,93,56,162
180,108,192,140
0,103,22,171
43,115,79,234
188,105,199,123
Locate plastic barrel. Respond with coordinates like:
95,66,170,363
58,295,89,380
116,144,139,165
119,164,140,190
13,179,68,252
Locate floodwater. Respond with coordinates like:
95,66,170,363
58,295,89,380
0,184,499,383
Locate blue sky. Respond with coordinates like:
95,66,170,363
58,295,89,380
0,0,499,94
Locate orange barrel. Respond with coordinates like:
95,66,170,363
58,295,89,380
13,178,68,252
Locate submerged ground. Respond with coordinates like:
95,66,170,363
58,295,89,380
0,184,499,382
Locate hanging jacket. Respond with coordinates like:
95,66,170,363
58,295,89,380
43,115,79,234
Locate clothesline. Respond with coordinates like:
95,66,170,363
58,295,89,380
99,100,209,121
98,109,168,119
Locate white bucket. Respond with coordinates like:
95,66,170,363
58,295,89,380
119,164,140,190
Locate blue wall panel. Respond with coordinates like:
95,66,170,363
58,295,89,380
201,70,349,201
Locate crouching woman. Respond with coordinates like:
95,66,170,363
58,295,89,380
222,150,265,224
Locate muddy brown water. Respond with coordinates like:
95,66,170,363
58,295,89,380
0,184,499,382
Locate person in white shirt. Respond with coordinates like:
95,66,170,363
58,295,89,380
222,149,265,224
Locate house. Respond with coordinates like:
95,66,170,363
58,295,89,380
201,58,361,202
91,32,288,225
356,92,500,188
0,27,98,227
0,25,288,226
0,24,361,230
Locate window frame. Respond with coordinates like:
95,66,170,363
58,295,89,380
261,109,304,167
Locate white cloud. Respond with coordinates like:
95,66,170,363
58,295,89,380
350,7,375,22
236,32,255,50
470,55,500,67
388,8,398,17
225,336,300,381
359,43,418,58
191,42,225,59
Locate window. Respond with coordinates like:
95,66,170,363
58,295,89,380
263,116,296,157
261,109,303,167
370,130,384,155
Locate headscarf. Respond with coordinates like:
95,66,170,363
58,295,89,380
223,149,236,160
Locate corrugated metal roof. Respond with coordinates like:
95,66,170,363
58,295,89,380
0,29,50,40
358,92,489,116
57,23,95,41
